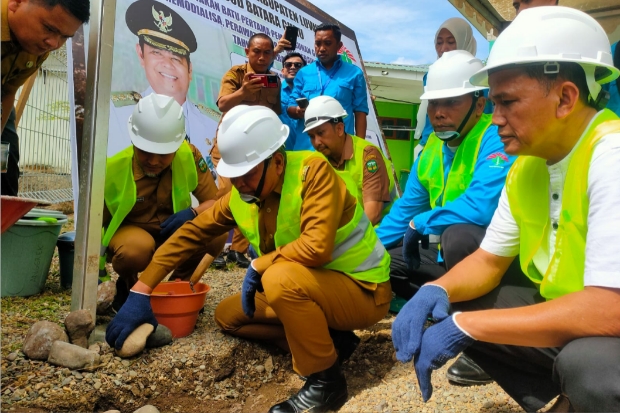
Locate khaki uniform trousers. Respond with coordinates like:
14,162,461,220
108,225,227,288
214,261,390,376
211,139,249,253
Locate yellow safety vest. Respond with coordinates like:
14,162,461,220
229,151,390,284
506,109,620,299
99,142,197,278
417,114,492,208
345,135,397,218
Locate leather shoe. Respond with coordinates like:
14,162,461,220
269,362,348,413
330,329,360,364
446,354,493,385
227,250,250,268
211,253,227,269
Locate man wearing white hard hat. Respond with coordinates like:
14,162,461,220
392,7,620,411
303,95,396,225
106,104,392,412
377,49,513,332
100,94,226,311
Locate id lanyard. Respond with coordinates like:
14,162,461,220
317,62,341,96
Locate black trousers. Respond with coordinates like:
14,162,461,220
388,224,486,300
454,266,620,412
1,109,20,196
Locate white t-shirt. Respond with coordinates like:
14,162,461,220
481,111,620,289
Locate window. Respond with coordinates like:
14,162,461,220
379,117,412,140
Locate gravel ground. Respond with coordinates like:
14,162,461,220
1,215,556,413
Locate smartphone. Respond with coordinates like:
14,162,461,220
296,97,309,109
249,74,279,88
284,25,299,50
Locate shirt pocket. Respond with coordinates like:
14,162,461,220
242,92,259,104
333,79,354,105
302,82,321,99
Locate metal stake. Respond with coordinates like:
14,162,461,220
71,0,117,317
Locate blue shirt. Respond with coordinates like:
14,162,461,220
279,82,313,151
288,58,369,136
603,41,620,117
376,122,515,249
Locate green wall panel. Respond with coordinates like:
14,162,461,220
375,100,419,175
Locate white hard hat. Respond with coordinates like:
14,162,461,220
470,6,619,102
127,94,185,155
216,105,289,178
420,50,487,100
303,96,348,133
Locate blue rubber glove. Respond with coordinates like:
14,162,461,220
402,224,427,271
241,262,263,318
160,207,197,239
105,291,158,350
392,284,450,363
414,314,475,401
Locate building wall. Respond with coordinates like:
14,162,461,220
375,100,419,180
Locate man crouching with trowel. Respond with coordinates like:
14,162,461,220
106,104,392,413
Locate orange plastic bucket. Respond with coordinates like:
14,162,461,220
150,280,210,338
1,196,50,234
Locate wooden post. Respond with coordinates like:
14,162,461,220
14,73,37,127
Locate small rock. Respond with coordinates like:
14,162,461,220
6,352,18,361
22,321,69,360
145,324,173,349
133,405,160,413
482,400,494,409
103,410,121,413
47,341,100,369
97,281,116,314
255,365,265,373
89,344,101,354
88,324,107,346
94,382,102,390
117,324,154,358
65,309,95,348
264,356,274,373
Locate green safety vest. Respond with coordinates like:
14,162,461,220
506,109,620,299
345,135,397,218
417,113,492,208
229,151,390,284
99,142,198,278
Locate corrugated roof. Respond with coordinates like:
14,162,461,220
363,61,430,73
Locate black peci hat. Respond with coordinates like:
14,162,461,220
126,0,197,56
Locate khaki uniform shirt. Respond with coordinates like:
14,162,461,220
1,0,49,98
103,144,218,236
217,63,281,115
211,62,282,167
330,134,391,204
141,155,391,304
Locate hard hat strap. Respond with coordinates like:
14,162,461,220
240,157,272,204
436,91,480,142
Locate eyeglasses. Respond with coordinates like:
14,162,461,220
284,62,303,69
